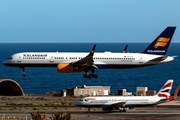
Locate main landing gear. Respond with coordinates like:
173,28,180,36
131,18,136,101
83,69,98,79
83,73,98,79
88,107,91,112
119,107,127,112
20,67,26,77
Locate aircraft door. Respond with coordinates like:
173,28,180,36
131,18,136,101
17,56,22,62
139,57,143,64
152,97,156,104
50,55,54,63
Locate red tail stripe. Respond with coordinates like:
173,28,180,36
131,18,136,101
162,82,172,89
158,94,169,98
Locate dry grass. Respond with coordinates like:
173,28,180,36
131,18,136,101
0,96,100,112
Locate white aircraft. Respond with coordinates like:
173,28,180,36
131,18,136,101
75,79,174,112
3,27,176,78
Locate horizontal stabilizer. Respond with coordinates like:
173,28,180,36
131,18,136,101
149,56,167,62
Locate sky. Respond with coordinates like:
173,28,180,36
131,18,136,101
0,0,180,43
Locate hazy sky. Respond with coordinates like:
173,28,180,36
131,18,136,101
0,0,180,43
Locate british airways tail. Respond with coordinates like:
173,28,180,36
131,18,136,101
142,27,176,55
156,79,173,99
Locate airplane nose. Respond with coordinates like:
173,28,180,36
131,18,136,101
3,61,8,66
75,101,83,106
75,101,80,106
3,60,11,66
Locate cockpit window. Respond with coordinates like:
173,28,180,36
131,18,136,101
8,57,12,60
79,99,83,101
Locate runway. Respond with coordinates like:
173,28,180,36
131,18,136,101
1,108,180,120
70,99,180,120
0,98,180,120
72,109,180,120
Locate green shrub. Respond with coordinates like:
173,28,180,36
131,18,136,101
30,111,42,120
50,112,72,120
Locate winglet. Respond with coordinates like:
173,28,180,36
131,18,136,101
89,44,96,55
142,27,176,55
122,45,128,53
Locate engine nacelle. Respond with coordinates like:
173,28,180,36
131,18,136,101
124,104,133,109
102,105,116,111
57,64,84,73
102,104,133,111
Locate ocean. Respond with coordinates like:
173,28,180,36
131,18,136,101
0,43,179,95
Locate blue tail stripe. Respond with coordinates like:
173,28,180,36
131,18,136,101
160,89,170,93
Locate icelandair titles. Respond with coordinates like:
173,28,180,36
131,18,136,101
23,54,47,57
23,54,47,59
148,50,166,53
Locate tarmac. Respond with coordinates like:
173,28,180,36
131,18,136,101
0,99,180,120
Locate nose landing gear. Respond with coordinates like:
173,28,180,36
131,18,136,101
20,67,26,77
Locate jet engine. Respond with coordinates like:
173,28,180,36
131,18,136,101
102,105,116,111
102,104,132,112
57,63,84,73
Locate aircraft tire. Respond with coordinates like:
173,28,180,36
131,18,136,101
22,74,26,77
90,74,98,78
83,74,88,78
88,75,92,79
119,110,122,112
123,108,126,112
93,74,98,78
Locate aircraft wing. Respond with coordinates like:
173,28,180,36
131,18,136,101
70,44,98,69
104,101,126,107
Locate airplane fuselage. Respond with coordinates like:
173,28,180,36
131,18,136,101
3,27,176,78
75,95,167,107
3,52,174,69
76,80,173,111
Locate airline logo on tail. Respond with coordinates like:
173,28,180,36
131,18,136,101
154,37,170,48
142,27,176,55
157,80,173,98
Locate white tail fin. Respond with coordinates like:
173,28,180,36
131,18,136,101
157,79,173,98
